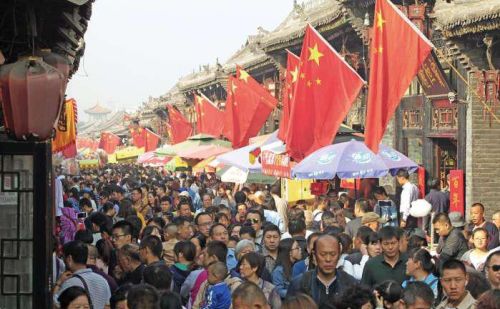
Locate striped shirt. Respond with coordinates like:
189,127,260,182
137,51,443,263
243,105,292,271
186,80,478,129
54,268,111,309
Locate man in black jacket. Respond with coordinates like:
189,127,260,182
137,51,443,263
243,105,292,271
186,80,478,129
433,212,468,267
286,234,356,308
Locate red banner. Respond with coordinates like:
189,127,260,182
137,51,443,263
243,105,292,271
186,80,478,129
418,166,426,198
261,151,292,178
449,169,464,214
340,178,361,190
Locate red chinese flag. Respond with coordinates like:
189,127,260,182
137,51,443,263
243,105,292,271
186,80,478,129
194,95,203,134
278,50,300,141
144,128,160,152
195,94,224,137
223,76,239,144
130,127,146,149
167,104,193,144
236,66,278,144
286,25,365,161
223,67,278,148
99,131,121,154
364,0,433,153
62,143,77,158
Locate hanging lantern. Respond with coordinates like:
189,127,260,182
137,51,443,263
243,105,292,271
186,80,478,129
36,49,71,93
0,56,65,140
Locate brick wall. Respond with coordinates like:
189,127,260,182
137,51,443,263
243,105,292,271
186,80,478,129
467,73,500,219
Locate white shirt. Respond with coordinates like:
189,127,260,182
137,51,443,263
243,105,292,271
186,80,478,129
400,182,419,221
281,229,313,240
55,175,65,217
272,194,288,233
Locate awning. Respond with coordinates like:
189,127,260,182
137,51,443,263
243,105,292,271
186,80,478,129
177,145,232,160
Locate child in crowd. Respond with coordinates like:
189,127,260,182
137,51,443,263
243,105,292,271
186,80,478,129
201,262,231,309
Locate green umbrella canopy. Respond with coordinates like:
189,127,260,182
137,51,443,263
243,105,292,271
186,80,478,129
156,135,231,156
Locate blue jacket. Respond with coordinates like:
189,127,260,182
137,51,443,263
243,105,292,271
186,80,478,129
402,273,439,298
292,259,307,279
201,282,231,309
271,265,290,299
169,263,192,293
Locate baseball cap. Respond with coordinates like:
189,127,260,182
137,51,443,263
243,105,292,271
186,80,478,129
449,212,466,228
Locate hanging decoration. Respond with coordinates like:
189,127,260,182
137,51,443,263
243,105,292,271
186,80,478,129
0,56,65,140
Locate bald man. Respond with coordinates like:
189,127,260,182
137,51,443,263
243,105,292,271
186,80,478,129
232,282,270,309
287,234,356,307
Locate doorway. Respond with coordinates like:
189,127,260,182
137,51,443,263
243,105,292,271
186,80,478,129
433,138,457,189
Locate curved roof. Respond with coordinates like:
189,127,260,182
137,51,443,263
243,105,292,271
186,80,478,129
85,103,112,114
432,0,500,38
262,0,346,50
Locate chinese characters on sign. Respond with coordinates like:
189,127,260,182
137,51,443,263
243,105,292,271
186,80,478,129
261,151,292,178
449,169,464,214
417,52,452,98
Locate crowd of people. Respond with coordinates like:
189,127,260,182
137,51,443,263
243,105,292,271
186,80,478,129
51,164,500,309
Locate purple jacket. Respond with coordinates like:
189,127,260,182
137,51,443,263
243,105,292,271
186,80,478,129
60,207,78,244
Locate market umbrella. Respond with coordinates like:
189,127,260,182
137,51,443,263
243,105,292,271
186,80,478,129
177,144,232,160
216,166,277,185
291,140,418,179
156,134,231,156
165,156,189,172
216,131,281,172
192,156,217,174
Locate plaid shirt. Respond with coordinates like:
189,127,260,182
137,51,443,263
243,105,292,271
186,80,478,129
261,247,276,274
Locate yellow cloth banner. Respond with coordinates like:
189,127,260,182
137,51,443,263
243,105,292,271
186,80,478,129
52,99,77,153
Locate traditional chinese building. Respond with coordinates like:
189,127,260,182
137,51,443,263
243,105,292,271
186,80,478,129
84,102,111,122
139,0,500,216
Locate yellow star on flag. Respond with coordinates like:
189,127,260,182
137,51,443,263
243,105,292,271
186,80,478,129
376,11,386,31
290,66,299,83
373,46,383,55
307,80,312,87
308,43,324,66
239,69,250,82
316,78,322,85
300,73,306,79
231,81,237,94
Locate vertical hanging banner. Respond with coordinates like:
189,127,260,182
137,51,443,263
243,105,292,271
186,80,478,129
418,166,426,198
449,169,464,214
52,98,78,157
416,51,452,98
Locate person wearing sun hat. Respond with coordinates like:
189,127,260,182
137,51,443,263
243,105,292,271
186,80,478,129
362,212,387,232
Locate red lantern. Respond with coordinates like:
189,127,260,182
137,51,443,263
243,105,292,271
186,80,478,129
36,49,71,93
0,56,65,140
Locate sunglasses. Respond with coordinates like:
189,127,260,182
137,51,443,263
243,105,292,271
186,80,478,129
488,264,500,272
247,218,260,224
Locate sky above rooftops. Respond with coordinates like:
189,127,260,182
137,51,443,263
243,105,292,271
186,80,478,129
67,0,296,121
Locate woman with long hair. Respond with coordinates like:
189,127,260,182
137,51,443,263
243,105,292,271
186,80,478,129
58,286,90,309
272,238,302,299
147,191,160,214
240,252,281,309
402,247,439,298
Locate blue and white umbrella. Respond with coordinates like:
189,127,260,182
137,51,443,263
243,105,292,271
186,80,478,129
291,140,418,179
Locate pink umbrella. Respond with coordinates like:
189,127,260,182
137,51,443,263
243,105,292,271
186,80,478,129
178,145,232,160
137,151,171,166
